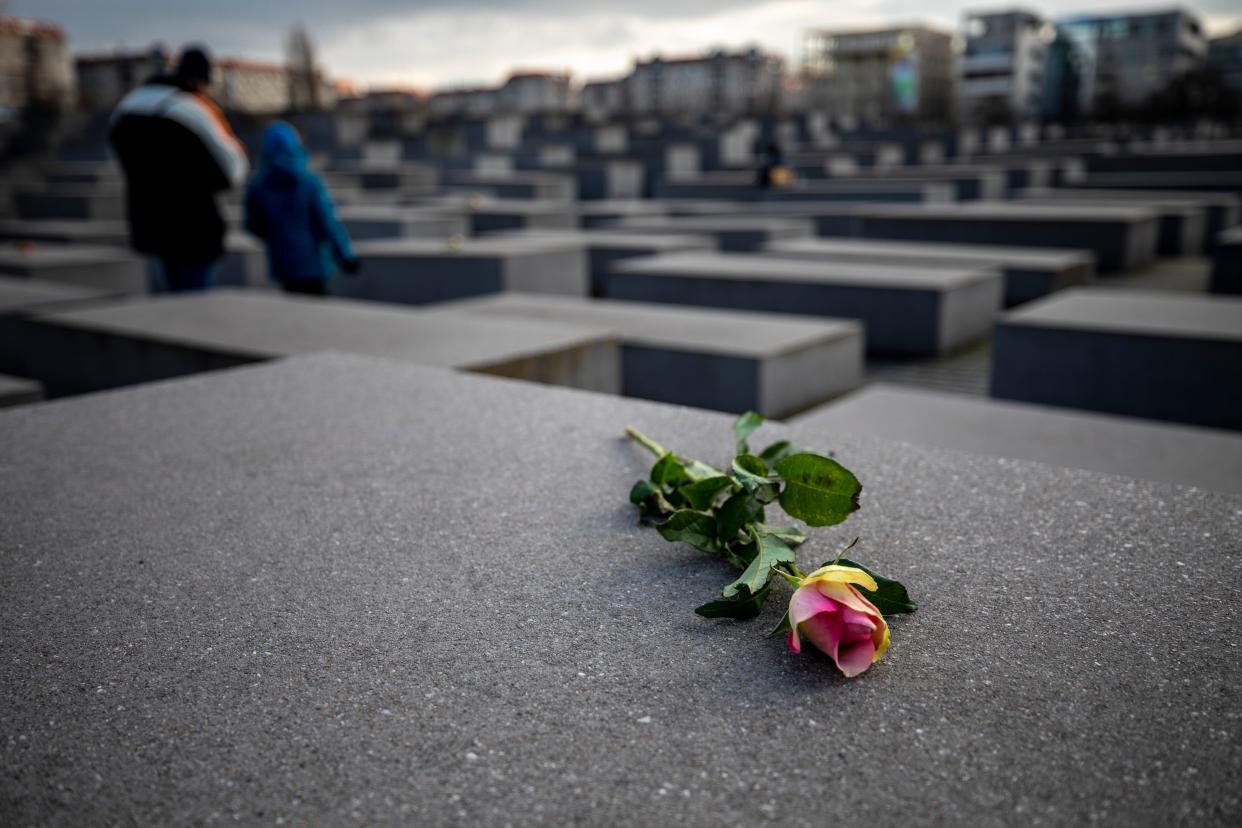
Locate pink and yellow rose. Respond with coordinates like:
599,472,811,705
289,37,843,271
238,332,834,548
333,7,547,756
786,564,890,677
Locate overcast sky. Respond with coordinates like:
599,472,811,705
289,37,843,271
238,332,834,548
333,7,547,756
16,0,1242,90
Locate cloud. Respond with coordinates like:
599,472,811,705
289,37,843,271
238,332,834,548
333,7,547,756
15,0,1242,88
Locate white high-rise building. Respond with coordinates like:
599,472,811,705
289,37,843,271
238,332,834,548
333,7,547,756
959,9,1051,123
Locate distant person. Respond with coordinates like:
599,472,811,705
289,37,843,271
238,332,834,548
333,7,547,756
109,45,248,292
244,121,358,297
757,140,791,190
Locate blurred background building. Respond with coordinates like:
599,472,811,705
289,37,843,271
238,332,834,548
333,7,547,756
0,16,74,113
801,26,956,122
958,9,1051,123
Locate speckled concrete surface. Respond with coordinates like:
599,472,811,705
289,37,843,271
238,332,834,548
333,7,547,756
1,352,1239,826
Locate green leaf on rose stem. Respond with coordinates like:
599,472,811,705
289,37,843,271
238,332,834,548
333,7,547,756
678,475,735,511
683,458,727,482
722,527,796,598
649,453,688,487
758,440,803,464
695,582,771,620
656,509,721,555
753,522,807,548
716,491,764,544
732,455,780,504
768,609,792,637
629,479,674,524
629,479,658,504
772,453,862,527
834,558,918,615
732,411,765,456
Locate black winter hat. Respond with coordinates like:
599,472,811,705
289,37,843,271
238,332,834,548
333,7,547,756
175,46,212,86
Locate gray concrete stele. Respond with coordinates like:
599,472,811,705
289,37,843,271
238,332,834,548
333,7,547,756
605,251,1002,356
764,236,1095,308
1210,227,1242,296
340,236,590,304
991,288,1242,431
18,288,619,397
432,293,863,418
793,383,1242,495
854,203,1160,273
0,351,1238,824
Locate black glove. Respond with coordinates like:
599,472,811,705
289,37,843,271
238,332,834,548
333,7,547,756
342,258,361,276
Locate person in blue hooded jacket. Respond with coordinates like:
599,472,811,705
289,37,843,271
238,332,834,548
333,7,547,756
244,121,359,296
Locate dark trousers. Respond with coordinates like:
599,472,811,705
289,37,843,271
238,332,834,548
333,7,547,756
159,259,214,293
281,279,329,297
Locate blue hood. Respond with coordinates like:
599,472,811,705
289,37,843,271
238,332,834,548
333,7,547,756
259,121,306,174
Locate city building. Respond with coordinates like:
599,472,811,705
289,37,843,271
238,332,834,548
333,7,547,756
76,48,335,114
580,77,627,119
1056,7,1207,113
802,25,955,122
0,16,74,113
1208,29,1242,103
427,86,498,118
75,47,168,111
212,58,292,114
958,9,1051,123
1041,25,1086,122
496,71,575,114
350,86,426,113
626,48,784,116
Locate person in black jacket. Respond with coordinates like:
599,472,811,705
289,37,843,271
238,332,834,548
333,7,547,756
109,46,248,292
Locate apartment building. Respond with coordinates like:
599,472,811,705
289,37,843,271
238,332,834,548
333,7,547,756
0,16,74,112
802,26,955,122
959,9,1051,122
1057,7,1207,111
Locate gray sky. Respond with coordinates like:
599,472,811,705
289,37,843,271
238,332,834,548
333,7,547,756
16,0,1242,90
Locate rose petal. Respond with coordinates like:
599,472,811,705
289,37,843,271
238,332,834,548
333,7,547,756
801,563,878,593
800,609,845,663
836,637,877,677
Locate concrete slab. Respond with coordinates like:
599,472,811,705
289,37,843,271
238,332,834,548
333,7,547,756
490,228,716,296
0,275,124,375
435,196,576,235
0,371,41,408
0,351,1238,825
15,186,126,221
765,237,1095,308
446,170,577,201
324,161,439,192
605,251,1001,355
41,160,120,187
766,179,954,203
0,218,129,246
341,236,589,304
1211,226,1242,295
575,200,671,229
566,159,645,201
1016,193,1206,256
1030,187,1240,251
216,233,269,289
648,201,869,238
605,215,814,253
434,292,863,417
18,289,619,397
992,288,1242,430
833,164,1009,200
1077,170,1242,195
0,243,148,293
337,205,469,241
855,203,1160,273
793,383,1242,495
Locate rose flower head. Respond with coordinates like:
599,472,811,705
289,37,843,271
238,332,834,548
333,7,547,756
786,564,890,677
